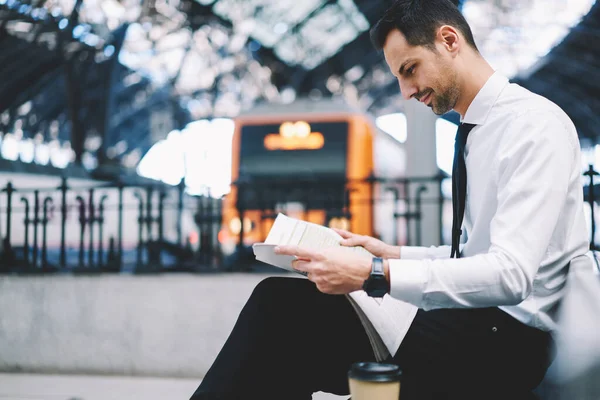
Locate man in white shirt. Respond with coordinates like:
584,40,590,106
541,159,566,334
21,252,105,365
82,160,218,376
190,1,590,399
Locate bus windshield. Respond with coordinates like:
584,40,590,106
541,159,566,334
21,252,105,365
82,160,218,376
238,121,348,179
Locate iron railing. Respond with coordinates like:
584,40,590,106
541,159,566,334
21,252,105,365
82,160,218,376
0,178,222,274
1,166,599,275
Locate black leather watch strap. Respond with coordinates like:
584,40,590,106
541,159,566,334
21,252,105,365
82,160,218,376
363,257,388,297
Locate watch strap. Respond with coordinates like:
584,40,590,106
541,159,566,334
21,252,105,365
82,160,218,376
363,257,388,297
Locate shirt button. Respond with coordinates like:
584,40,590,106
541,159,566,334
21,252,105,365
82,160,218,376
492,327,498,332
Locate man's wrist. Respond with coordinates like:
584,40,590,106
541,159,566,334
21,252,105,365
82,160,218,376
384,245,402,259
383,259,390,283
363,257,389,297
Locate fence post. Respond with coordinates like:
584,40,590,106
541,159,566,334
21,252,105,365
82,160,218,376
42,197,53,270
75,195,86,267
404,180,412,246
20,197,30,265
436,172,446,246
415,185,428,247
59,177,68,267
98,195,108,267
134,191,144,266
88,189,95,267
32,191,40,268
177,180,185,247
117,183,124,268
585,164,599,249
214,196,223,267
158,190,165,244
157,190,166,267
386,186,400,246
145,186,154,243
237,182,246,252
3,182,15,249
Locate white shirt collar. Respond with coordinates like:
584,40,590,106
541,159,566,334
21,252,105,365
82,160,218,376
461,72,509,125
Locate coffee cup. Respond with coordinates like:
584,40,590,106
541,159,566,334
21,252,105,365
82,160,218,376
348,362,402,400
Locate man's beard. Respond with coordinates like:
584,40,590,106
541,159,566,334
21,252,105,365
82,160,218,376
430,72,460,115
431,84,459,115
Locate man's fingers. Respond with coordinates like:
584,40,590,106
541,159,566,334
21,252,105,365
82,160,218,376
332,228,353,238
332,229,365,247
340,237,363,247
292,258,312,273
274,245,317,260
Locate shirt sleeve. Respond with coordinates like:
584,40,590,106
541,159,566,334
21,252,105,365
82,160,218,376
400,245,454,260
389,111,574,310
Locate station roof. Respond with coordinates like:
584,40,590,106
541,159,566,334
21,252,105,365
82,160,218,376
0,0,599,171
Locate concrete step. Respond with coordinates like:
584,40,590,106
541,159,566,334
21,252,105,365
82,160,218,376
0,373,349,400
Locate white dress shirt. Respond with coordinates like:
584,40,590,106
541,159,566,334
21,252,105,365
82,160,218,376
389,72,590,332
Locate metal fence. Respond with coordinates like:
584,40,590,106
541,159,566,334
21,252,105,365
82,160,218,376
1,166,599,275
233,174,446,246
0,178,222,274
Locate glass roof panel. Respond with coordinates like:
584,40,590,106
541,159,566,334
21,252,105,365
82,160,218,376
273,2,369,69
206,0,368,69
212,0,326,48
464,0,596,77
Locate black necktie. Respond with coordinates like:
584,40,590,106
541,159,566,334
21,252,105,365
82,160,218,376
451,123,476,258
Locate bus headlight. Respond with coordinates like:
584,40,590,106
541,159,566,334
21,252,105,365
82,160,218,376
229,217,253,235
328,217,350,231
229,217,242,234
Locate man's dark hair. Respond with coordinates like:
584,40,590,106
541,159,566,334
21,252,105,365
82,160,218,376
370,0,478,52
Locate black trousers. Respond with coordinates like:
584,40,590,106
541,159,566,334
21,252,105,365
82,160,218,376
190,277,552,400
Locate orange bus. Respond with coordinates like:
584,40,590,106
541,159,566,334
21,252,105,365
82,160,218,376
219,98,406,257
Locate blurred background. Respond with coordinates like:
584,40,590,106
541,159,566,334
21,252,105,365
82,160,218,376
0,0,599,399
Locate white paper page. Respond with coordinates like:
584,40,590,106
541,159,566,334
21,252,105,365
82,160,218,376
297,223,342,249
348,291,418,356
264,213,301,245
252,243,298,273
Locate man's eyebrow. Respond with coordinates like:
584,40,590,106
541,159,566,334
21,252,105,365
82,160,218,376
398,59,414,75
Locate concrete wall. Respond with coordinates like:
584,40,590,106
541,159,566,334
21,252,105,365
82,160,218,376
0,273,275,378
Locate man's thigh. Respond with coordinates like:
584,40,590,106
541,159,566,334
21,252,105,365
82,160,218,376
194,277,375,399
393,307,551,398
257,278,376,395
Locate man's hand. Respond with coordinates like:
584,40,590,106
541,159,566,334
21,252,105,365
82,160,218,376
333,228,400,259
273,245,372,295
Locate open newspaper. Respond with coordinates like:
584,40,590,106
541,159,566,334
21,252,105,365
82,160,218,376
252,213,418,361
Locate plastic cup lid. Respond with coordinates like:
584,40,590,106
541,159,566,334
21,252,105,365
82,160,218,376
348,362,402,382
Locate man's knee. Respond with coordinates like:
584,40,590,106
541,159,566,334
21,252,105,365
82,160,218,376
243,277,318,325
251,276,312,301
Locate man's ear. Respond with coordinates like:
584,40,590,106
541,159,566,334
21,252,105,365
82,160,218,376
437,25,460,54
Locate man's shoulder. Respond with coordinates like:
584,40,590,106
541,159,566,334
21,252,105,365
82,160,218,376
495,83,573,128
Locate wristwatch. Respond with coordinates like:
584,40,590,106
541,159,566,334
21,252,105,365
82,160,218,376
362,257,389,298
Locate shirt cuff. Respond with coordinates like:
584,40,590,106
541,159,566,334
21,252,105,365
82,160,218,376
388,259,428,308
400,246,429,260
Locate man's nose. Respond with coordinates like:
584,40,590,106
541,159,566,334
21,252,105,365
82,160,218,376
399,80,417,101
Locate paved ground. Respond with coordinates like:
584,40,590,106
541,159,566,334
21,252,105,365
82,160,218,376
0,373,349,400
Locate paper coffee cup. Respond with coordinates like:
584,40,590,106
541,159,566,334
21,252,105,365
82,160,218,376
348,362,402,400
